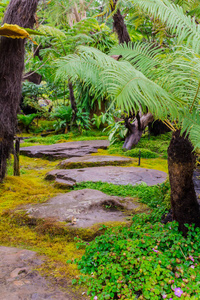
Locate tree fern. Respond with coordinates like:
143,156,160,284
56,46,179,119
180,108,200,149
109,41,163,76
133,0,200,52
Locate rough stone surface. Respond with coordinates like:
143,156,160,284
25,189,148,228
0,246,86,300
46,166,167,186
58,155,132,169
20,140,109,159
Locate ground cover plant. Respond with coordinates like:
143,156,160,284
74,217,200,300
108,132,171,159
75,181,170,218
20,130,108,147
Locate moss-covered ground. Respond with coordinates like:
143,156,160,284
0,132,170,296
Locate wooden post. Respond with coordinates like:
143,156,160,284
14,137,20,176
138,150,141,166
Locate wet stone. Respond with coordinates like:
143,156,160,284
25,189,149,228
58,155,132,169
46,166,167,186
20,140,109,160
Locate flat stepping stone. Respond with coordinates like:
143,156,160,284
46,166,167,186
0,246,82,300
58,155,132,169
20,140,109,160
25,189,148,228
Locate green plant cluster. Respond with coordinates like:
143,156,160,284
74,218,200,300
75,181,170,216
108,132,171,159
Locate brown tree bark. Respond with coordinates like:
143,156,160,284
68,81,78,126
111,0,131,45
168,130,200,235
0,0,39,182
123,113,154,150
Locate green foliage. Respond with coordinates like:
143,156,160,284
107,132,171,159
133,0,200,51
50,105,72,131
75,180,170,212
125,148,158,158
17,114,38,132
106,120,128,144
21,130,107,147
74,219,200,299
76,107,91,131
56,46,178,120
92,112,114,129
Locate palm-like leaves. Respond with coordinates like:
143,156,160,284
133,0,200,52
56,46,179,119
55,0,200,149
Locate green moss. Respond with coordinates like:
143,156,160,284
58,159,132,169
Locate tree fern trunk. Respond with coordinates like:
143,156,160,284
111,1,131,44
168,130,200,235
0,0,39,182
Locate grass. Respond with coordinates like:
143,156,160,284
20,129,108,147
108,132,172,160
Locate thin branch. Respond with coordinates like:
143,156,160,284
25,43,41,66
23,59,49,79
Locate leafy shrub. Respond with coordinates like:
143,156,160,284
92,112,114,129
76,107,91,131
17,113,38,133
50,105,72,132
125,148,158,158
74,218,200,300
108,132,171,159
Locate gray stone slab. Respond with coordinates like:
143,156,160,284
0,246,84,300
20,140,109,160
58,155,132,169
25,189,147,228
46,166,167,186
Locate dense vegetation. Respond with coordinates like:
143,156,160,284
0,0,200,299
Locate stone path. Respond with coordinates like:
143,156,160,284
46,166,167,187
3,139,168,299
20,140,109,159
0,246,86,300
25,189,148,228
58,155,132,169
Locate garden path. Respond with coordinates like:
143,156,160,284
2,139,168,299
0,246,87,300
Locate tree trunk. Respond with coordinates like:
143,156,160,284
168,130,200,235
123,113,154,150
148,119,171,136
68,81,77,126
111,1,131,45
0,0,39,182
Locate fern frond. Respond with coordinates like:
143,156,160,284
180,108,200,149
109,41,162,76
134,0,200,51
39,25,67,39
56,46,180,119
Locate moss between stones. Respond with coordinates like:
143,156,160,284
58,159,132,169
0,152,167,294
